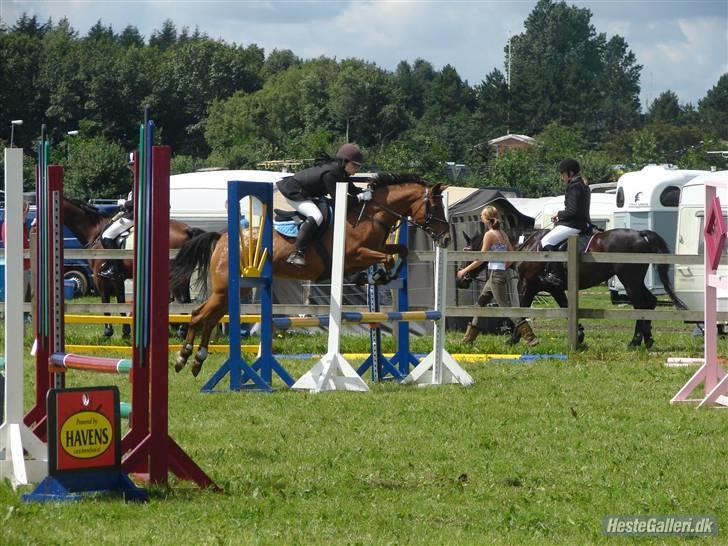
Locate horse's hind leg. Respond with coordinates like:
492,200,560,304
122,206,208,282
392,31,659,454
175,303,204,372
117,280,131,339
191,292,228,378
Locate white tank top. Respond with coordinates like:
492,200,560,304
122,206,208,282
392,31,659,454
487,239,507,270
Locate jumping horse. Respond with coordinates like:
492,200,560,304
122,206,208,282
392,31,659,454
512,228,687,347
169,174,451,376
61,197,203,337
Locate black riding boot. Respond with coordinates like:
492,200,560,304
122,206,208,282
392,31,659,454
99,237,121,279
287,217,319,267
539,244,563,288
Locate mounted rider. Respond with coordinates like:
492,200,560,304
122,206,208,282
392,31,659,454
538,158,591,288
98,153,135,279
276,143,369,267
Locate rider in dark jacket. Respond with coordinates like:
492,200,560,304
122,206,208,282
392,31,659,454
276,143,367,267
539,158,591,288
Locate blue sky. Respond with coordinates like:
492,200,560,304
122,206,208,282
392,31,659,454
2,0,726,109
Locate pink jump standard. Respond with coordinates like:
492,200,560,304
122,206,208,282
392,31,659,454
672,172,728,407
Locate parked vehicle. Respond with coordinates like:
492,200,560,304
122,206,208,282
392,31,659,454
609,165,708,298
0,202,119,297
674,170,728,322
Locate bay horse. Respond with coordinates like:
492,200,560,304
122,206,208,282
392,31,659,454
513,228,687,347
169,174,450,376
61,197,203,337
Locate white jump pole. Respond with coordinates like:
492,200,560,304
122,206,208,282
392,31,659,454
0,148,48,487
404,193,474,387
292,181,369,392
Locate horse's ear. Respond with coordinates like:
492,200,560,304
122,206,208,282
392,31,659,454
462,231,472,245
432,183,447,194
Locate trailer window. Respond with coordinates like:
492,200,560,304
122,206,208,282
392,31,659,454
616,187,624,208
697,216,728,255
660,186,681,207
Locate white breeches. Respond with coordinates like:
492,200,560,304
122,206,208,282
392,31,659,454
102,217,133,240
284,197,323,226
540,225,580,248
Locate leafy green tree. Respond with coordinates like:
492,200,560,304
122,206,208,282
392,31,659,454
149,19,177,50
534,122,588,168
699,74,728,139
486,148,555,196
118,25,144,48
628,129,658,168
62,134,128,199
507,0,641,138
647,90,681,123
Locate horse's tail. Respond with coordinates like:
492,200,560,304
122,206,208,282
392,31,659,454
170,231,222,296
640,230,688,310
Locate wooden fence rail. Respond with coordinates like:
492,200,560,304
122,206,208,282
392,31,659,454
4,237,727,350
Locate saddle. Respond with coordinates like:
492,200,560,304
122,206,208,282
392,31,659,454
273,197,331,239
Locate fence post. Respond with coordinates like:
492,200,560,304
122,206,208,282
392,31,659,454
567,236,580,350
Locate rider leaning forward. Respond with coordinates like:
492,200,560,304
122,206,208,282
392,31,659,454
276,143,370,267
538,158,591,288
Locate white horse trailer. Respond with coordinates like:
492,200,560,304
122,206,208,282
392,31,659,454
609,165,708,296
533,192,615,231
674,171,728,318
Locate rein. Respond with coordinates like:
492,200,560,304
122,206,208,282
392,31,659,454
354,185,448,245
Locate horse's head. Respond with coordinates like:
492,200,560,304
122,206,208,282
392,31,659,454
62,197,113,246
370,173,451,248
421,182,450,248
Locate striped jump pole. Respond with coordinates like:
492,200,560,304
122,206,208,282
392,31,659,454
0,146,48,488
200,180,294,393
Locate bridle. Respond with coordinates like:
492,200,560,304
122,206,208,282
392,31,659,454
354,184,449,246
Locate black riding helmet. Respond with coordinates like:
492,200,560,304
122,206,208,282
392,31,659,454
336,143,364,165
558,158,580,175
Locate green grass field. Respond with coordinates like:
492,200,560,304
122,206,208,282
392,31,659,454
1,290,727,544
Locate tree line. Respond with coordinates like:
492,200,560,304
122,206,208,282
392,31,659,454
1,0,726,200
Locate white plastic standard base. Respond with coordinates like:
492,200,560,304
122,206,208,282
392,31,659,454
291,352,369,393
404,349,474,387
0,423,48,488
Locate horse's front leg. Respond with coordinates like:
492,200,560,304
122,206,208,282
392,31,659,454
349,247,398,271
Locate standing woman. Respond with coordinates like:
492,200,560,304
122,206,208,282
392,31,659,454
276,143,369,267
456,206,539,346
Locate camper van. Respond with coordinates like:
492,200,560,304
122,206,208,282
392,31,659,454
533,193,615,231
674,170,728,316
609,165,708,297
169,169,289,232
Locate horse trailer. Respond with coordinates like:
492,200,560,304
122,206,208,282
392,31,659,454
609,165,708,297
674,170,728,319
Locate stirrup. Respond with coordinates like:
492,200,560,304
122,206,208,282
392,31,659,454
286,250,307,267
539,272,563,288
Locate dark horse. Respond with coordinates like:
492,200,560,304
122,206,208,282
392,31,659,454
513,228,687,347
169,174,451,376
61,197,204,337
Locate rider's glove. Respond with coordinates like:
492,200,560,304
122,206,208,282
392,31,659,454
357,189,373,202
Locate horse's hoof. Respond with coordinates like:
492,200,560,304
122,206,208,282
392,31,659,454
103,327,114,337
174,354,187,373
644,338,654,349
191,362,202,377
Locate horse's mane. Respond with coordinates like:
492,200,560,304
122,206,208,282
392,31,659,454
66,197,114,220
517,228,549,250
372,172,428,188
